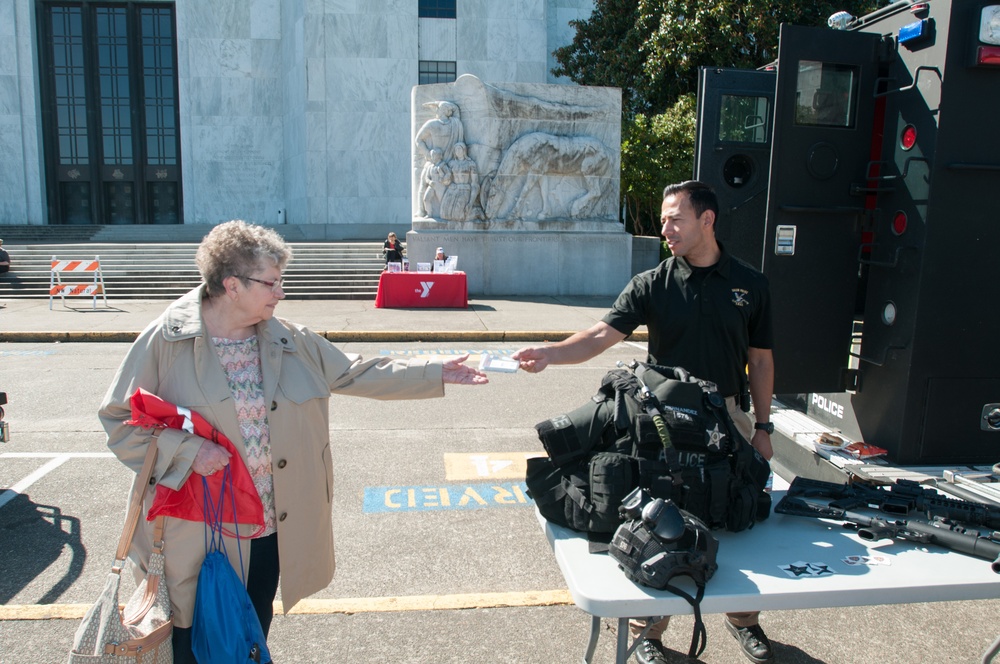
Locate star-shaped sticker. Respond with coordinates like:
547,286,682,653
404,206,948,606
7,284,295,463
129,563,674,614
706,423,726,450
782,563,812,577
779,561,837,578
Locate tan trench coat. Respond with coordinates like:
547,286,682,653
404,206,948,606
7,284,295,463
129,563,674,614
99,286,444,627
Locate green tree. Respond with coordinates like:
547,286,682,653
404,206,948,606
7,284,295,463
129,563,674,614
621,94,696,237
551,1,668,117
641,0,880,102
554,0,880,233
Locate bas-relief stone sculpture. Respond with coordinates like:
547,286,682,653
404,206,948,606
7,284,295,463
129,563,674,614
440,142,483,222
411,75,621,227
483,132,612,220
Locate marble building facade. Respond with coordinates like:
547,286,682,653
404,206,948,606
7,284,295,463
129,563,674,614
0,0,595,238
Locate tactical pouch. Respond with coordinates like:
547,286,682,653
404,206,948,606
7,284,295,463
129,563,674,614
672,458,732,530
725,479,758,532
525,456,588,531
534,397,615,467
587,452,639,533
525,452,638,534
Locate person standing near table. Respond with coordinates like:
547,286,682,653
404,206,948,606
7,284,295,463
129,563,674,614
513,180,776,664
383,232,405,267
99,220,487,662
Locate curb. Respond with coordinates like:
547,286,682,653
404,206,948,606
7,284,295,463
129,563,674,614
0,330,650,344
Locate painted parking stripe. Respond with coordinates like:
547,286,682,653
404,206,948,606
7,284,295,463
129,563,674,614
0,589,573,620
0,455,71,509
363,482,532,513
0,452,116,510
444,452,544,480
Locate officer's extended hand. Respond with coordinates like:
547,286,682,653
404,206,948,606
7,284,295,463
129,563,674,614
512,346,551,373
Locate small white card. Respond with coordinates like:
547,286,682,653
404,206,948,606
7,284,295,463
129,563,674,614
479,355,520,373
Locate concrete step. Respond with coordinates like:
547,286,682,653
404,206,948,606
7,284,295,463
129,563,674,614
0,241,386,300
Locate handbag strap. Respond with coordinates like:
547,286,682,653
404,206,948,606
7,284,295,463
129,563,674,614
114,434,164,569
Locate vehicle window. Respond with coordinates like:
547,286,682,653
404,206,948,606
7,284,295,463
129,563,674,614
794,61,859,128
719,95,770,143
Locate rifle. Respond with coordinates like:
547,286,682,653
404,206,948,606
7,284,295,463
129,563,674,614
783,476,1000,530
775,494,1000,573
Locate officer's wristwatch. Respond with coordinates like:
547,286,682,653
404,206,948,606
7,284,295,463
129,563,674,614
754,422,774,434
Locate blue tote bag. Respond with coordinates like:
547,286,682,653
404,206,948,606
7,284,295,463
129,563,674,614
191,466,271,663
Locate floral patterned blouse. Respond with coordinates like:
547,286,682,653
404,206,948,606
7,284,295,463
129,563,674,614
212,335,276,537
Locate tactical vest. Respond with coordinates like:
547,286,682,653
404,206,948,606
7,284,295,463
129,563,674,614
526,362,770,535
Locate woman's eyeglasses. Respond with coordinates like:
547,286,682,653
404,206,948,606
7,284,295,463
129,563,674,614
241,276,285,293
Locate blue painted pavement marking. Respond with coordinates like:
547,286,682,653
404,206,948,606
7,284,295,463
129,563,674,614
0,350,57,356
363,482,533,513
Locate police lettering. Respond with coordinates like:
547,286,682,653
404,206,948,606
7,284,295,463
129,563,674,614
811,394,845,419
677,451,706,468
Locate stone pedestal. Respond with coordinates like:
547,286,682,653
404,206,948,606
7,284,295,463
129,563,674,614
409,74,627,297
407,220,631,296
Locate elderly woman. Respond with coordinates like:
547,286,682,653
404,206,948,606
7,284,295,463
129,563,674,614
99,220,486,662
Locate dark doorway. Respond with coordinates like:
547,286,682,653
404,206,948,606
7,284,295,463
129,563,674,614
37,2,182,225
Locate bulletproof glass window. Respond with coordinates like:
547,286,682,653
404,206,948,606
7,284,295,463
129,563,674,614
719,95,769,143
793,61,859,128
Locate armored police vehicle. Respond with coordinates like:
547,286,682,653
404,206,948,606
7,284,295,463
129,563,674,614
692,0,1000,467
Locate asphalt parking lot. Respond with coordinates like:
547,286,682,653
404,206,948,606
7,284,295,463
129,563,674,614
2,297,1000,663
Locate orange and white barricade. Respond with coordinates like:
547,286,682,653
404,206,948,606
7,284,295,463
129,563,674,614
49,256,109,310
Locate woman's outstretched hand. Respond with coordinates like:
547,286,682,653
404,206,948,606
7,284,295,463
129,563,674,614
442,354,489,385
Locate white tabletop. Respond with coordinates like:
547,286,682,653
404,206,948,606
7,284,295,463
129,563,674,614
540,489,1000,618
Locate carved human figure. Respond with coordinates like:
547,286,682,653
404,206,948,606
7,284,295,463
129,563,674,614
440,142,483,221
419,148,452,218
415,101,464,164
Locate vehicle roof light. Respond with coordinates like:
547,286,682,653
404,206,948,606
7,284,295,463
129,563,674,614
981,6,1000,45
828,11,854,30
898,19,929,45
909,2,929,14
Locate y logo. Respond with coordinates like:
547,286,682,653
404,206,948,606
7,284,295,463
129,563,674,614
419,281,435,298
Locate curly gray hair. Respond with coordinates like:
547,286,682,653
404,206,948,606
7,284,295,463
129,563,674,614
195,220,291,297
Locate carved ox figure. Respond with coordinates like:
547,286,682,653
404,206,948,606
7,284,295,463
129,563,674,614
483,132,613,221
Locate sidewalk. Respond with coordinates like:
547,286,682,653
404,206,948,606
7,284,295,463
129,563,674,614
0,295,648,343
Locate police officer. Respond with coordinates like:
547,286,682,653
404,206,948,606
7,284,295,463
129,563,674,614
513,180,775,664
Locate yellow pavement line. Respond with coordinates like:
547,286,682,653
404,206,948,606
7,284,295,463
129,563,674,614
0,589,573,621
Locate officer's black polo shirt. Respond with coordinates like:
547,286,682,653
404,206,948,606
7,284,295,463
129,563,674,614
602,246,774,398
